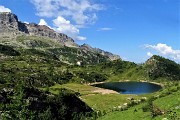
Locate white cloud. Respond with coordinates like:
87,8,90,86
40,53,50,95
76,36,86,41
38,19,52,29
24,21,29,24
38,19,48,26
97,27,113,31
147,52,153,57
31,0,104,25
53,16,86,41
31,0,104,40
0,5,11,12
145,43,180,62
31,0,59,17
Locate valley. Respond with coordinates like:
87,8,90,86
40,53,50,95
0,12,180,120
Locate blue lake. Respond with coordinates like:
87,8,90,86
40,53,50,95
93,82,162,94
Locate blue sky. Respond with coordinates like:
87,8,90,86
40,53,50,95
0,0,179,63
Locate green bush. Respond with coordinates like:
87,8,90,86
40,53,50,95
0,44,20,56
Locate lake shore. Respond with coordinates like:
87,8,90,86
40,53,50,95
88,80,164,95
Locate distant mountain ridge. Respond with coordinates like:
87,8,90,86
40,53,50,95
0,12,120,61
80,44,120,61
95,55,180,81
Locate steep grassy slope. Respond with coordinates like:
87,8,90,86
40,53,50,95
0,44,20,56
100,55,180,81
0,84,93,120
144,55,180,80
0,35,111,65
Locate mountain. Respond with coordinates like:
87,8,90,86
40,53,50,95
0,12,75,46
144,55,180,80
0,12,179,81
0,12,179,120
80,44,120,61
0,12,120,64
92,55,180,81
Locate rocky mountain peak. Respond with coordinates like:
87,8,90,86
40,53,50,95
80,43,120,61
0,12,19,32
0,12,75,45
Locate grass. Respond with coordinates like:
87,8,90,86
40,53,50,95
16,35,63,48
49,83,96,95
153,90,180,110
97,86,180,120
81,93,138,112
47,82,180,120
48,83,151,112
153,90,180,119
97,103,151,120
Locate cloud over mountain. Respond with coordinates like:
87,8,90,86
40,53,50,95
0,5,11,12
147,52,153,57
53,16,86,41
31,0,104,25
31,0,104,41
145,43,180,62
38,19,48,26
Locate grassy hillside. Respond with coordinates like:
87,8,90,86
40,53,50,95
144,55,180,80
0,35,180,119
0,83,93,120
0,35,110,65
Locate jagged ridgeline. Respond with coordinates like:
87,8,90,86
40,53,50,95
0,12,120,65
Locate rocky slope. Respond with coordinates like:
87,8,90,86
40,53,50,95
0,12,74,43
80,44,120,61
0,12,120,61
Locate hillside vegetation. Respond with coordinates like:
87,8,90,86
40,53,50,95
0,35,180,120
145,55,180,80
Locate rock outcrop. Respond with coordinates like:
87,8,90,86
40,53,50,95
0,12,19,33
0,12,74,45
26,23,75,44
80,44,120,60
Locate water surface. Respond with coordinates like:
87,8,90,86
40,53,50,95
93,82,162,94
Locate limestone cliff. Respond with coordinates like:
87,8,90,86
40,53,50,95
0,12,75,46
